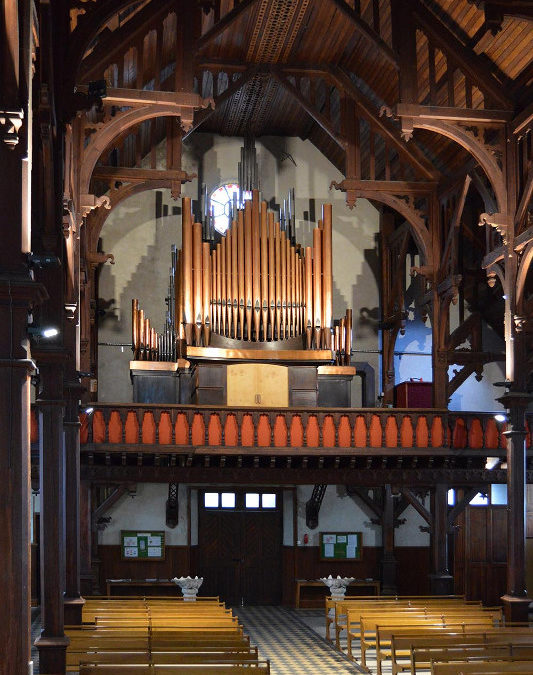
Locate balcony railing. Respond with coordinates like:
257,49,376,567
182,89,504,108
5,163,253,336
31,404,517,452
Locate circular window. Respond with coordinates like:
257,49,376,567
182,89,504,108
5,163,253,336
210,183,252,234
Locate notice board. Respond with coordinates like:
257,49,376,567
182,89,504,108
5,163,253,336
121,530,165,561
319,532,362,561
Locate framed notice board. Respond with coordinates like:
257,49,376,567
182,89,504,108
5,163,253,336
319,532,362,561
121,530,165,561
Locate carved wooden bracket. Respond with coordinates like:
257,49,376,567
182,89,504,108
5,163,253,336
0,109,24,148
80,194,111,219
86,251,115,268
478,211,513,244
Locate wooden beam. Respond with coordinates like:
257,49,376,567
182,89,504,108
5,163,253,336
514,101,533,137
411,1,512,109
440,174,472,269
347,486,383,519
79,1,175,82
272,70,346,150
183,66,260,140
92,486,126,528
91,166,194,183
328,0,398,69
332,178,437,193
515,162,533,229
447,486,484,528
401,488,433,524
396,103,512,124
76,85,210,110
328,66,439,180
196,0,261,50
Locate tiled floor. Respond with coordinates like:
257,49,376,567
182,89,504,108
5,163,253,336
234,606,365,674
30,607,40,674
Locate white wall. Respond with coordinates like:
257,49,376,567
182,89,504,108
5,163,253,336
99,483,188,546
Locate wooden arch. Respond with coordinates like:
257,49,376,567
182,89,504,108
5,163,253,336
80,106,184,197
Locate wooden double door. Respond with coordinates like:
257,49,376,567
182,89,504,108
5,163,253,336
197,494,282,605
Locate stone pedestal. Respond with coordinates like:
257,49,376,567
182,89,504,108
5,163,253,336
320,575,355,601
172,576,203,600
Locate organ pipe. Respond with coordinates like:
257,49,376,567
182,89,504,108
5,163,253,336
131,194,351,360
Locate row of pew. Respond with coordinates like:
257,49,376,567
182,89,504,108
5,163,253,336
65,595,270,674
324,594,533,674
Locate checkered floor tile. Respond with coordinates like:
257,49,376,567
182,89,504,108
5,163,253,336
234,606,365,674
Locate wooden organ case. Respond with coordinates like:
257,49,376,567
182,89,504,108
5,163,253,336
130,191,355,407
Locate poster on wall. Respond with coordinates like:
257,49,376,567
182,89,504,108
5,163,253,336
319,532,362,561
121,530,165,560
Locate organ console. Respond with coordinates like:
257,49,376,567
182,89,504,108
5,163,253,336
131,189,353,377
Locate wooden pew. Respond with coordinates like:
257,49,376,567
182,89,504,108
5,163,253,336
412,644,533,674
79,663,271,674
431,660,533,674
388,627,533,675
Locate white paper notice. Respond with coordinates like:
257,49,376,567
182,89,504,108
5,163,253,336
148,547,161,557
346,545,356,558
347,534,358,546
336,535,347,543
123,536,137,547
124,547,138,558
323,534,336,544
324,543,335,557
148,536,161,547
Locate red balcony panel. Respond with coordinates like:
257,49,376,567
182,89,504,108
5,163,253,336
241,414,254,446
338,416,351,447
416,416,429,447
175,413,188,445
322,415,335,447
385,415,398,448
452,417,467,448
191,413,205,445
92,411,106,443
142,412,156,444
290,415,303,447
158,412,172,444
468,418,484,448
208,413,222,446
224,414,238,446
80,413,89,444
431,416,444,448
125,411,139,443
369,415,382,447
306,416,319,447
527,421,531,448
257,415,271,447
108,411,122,443
400,415,414,448
273,415,287,447
354,415,366,447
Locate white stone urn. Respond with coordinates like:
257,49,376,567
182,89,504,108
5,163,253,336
172,576,204,601
320,575,355,601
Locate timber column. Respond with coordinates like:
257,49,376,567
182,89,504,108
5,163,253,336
381,485,398,594
499,390,532,622
63,381,85,624
35,361,69,673
429,483,454,595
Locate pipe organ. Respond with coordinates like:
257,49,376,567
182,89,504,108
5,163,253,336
132,190,352,366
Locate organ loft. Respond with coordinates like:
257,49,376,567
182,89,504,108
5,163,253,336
1,1,533,674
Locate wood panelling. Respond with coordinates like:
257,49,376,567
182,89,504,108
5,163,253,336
454,505,507,606
97,545,191,593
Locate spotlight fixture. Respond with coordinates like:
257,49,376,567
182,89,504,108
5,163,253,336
84,407,94,415
494,413,506,423
28,326,59,339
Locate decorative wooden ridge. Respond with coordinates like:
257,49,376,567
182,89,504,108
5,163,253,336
30,405,521,453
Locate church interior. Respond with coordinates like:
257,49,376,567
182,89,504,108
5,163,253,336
2,0,533,673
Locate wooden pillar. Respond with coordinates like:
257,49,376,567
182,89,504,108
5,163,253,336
35,364,69,674
63,384,85,624
79,480,94,596
429,483,454,594
499,391,531,622
380,485,398,594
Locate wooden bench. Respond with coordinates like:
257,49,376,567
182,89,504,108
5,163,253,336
431,660,533,674
79,663,271,674
389,627,533,675
411,643,533,674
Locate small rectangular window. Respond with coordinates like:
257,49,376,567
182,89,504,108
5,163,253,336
469,492,489,506
204,492,219,508
491,484,507,505
447,489,455,506
221,492,236,508
262,493,276,508
245,493,260,509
